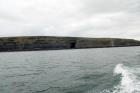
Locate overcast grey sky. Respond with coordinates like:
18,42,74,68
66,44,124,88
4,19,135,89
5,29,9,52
0,0,140,40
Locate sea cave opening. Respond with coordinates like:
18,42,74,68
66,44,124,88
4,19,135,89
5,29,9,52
70,42,76,48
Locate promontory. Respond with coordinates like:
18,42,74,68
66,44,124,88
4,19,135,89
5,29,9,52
0,36,140,52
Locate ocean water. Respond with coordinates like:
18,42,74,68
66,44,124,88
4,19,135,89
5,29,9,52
0,47,140,93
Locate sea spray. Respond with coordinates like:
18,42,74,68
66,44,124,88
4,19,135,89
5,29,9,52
114,64,136,93
100,64,140,93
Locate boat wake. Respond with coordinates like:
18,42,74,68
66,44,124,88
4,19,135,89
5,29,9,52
101,64,140,93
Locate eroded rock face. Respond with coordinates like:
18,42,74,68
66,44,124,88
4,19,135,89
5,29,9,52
0,36,140,52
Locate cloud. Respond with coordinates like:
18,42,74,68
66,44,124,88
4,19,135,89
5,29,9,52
80,0,140,14
0,0,140,40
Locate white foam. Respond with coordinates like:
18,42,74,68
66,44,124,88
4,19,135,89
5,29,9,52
100,64,140,93
113,64,140,93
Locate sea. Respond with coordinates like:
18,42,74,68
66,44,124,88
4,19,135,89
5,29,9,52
0,46,140,93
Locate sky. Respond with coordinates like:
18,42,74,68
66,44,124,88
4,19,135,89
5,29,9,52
0,0,140,40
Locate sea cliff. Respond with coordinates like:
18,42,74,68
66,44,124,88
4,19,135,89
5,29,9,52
0,36,140,52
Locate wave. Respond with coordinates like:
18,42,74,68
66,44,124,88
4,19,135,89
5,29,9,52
101,64,140,93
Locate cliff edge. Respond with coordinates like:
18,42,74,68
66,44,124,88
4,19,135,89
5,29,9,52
0,36,140,52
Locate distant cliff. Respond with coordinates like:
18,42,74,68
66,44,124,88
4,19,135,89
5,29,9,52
0,36,140,52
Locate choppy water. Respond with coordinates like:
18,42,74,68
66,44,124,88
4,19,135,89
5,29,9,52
0,47,140,93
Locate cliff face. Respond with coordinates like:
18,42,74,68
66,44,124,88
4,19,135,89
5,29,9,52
0,36,140,52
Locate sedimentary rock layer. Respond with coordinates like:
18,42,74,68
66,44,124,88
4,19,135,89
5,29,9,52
0,36,140,52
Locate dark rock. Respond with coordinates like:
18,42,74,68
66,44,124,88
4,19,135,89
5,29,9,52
0,36,139,52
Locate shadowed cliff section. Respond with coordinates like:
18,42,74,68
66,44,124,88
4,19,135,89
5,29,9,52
0,36,140,52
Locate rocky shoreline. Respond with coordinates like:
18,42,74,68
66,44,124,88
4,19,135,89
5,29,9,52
0,36,140,52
